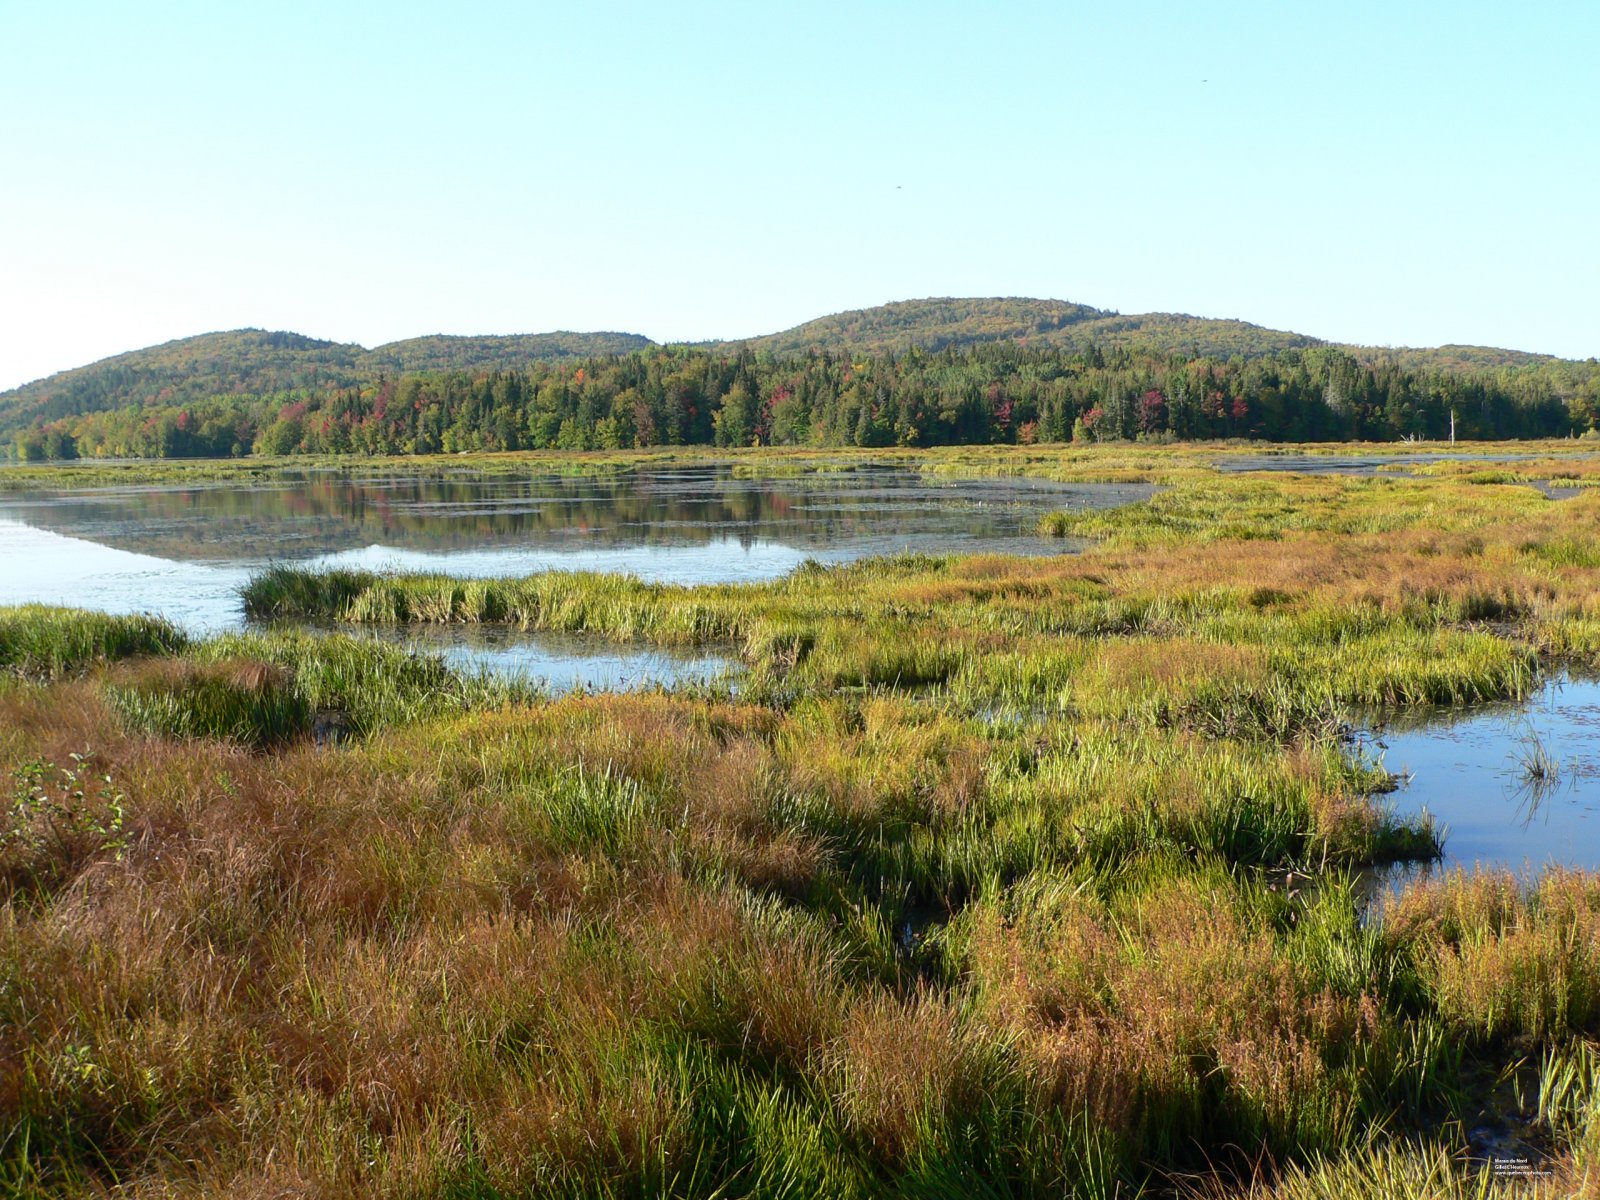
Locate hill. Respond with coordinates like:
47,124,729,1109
706,297,1324,358
704,298,1594,374
1360,343,1578,373
0,331,366,431
3,300,1593,452
362,331,655,374
0,329,658,433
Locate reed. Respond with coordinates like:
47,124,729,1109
103,657,311,747
1385,869,1600,1043
0,606,187,678
1216,1138,1543,1199
196,628,534,736
239,563,379,620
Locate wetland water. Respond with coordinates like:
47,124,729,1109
1216,451,1540,474
1366,676,1600,887
0,463,1147,686
1215,448,1600,481
8,458,1593,863
1220,449,1599,880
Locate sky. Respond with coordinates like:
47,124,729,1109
2,0,1596,390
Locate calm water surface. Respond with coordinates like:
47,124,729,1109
1364,676,1600,895
357,624,735,693
1218,448,1600,885
1216,449,1600,478
0,464,1145,685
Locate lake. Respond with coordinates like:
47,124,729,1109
0,463,1148,685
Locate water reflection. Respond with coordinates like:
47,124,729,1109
354,624,735,693
0,518,254,633
0,464,1148,562
1214,450,1600,482
0,463,1145,685
1361,676,1600,904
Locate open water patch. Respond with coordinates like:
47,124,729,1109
1212,450,1584,475
352,624,737,693
0,463,1143,634
1215,450,1600,501
1359,675,1600,904
0,463,1141,690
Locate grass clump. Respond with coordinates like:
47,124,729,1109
199,629,533,737
1539,1039,1600,1150
89,628,530,747
1384,869,1600,1043
1223,1138,1548,1198
961,865,1419,1167
103,658,311,747
0,606,187,678
240,563,379,620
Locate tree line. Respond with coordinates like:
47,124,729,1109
11,343,1600,460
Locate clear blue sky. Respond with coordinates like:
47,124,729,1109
3,0,1596,389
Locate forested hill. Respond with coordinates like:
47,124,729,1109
363,331,655,374
0,329,655,432
3,298,1597,459
703,297,1324,358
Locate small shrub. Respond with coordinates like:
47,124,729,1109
1,752,127,898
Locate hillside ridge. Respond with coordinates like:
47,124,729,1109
709,297,1323,358
2,298,1590,440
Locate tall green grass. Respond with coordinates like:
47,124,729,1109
1385,870,1600,1044
96,629,536,745
240,564,379,620
1220,1138,1532,1199
104,659,311,747
197,629,535,737
0,606,187,678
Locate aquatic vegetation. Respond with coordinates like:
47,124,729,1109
103,657,311,747
239,563,380,621
1511,723,1561,786
0,606,187,678
243,471,1574,740
1538,1039,1600,1182
6,445,1600,1194
1383,869,1600,1044
194,628,533,737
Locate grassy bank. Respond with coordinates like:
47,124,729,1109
0,606,188,679
4,447,1600,1196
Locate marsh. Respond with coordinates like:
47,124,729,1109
4,444,1600,1197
